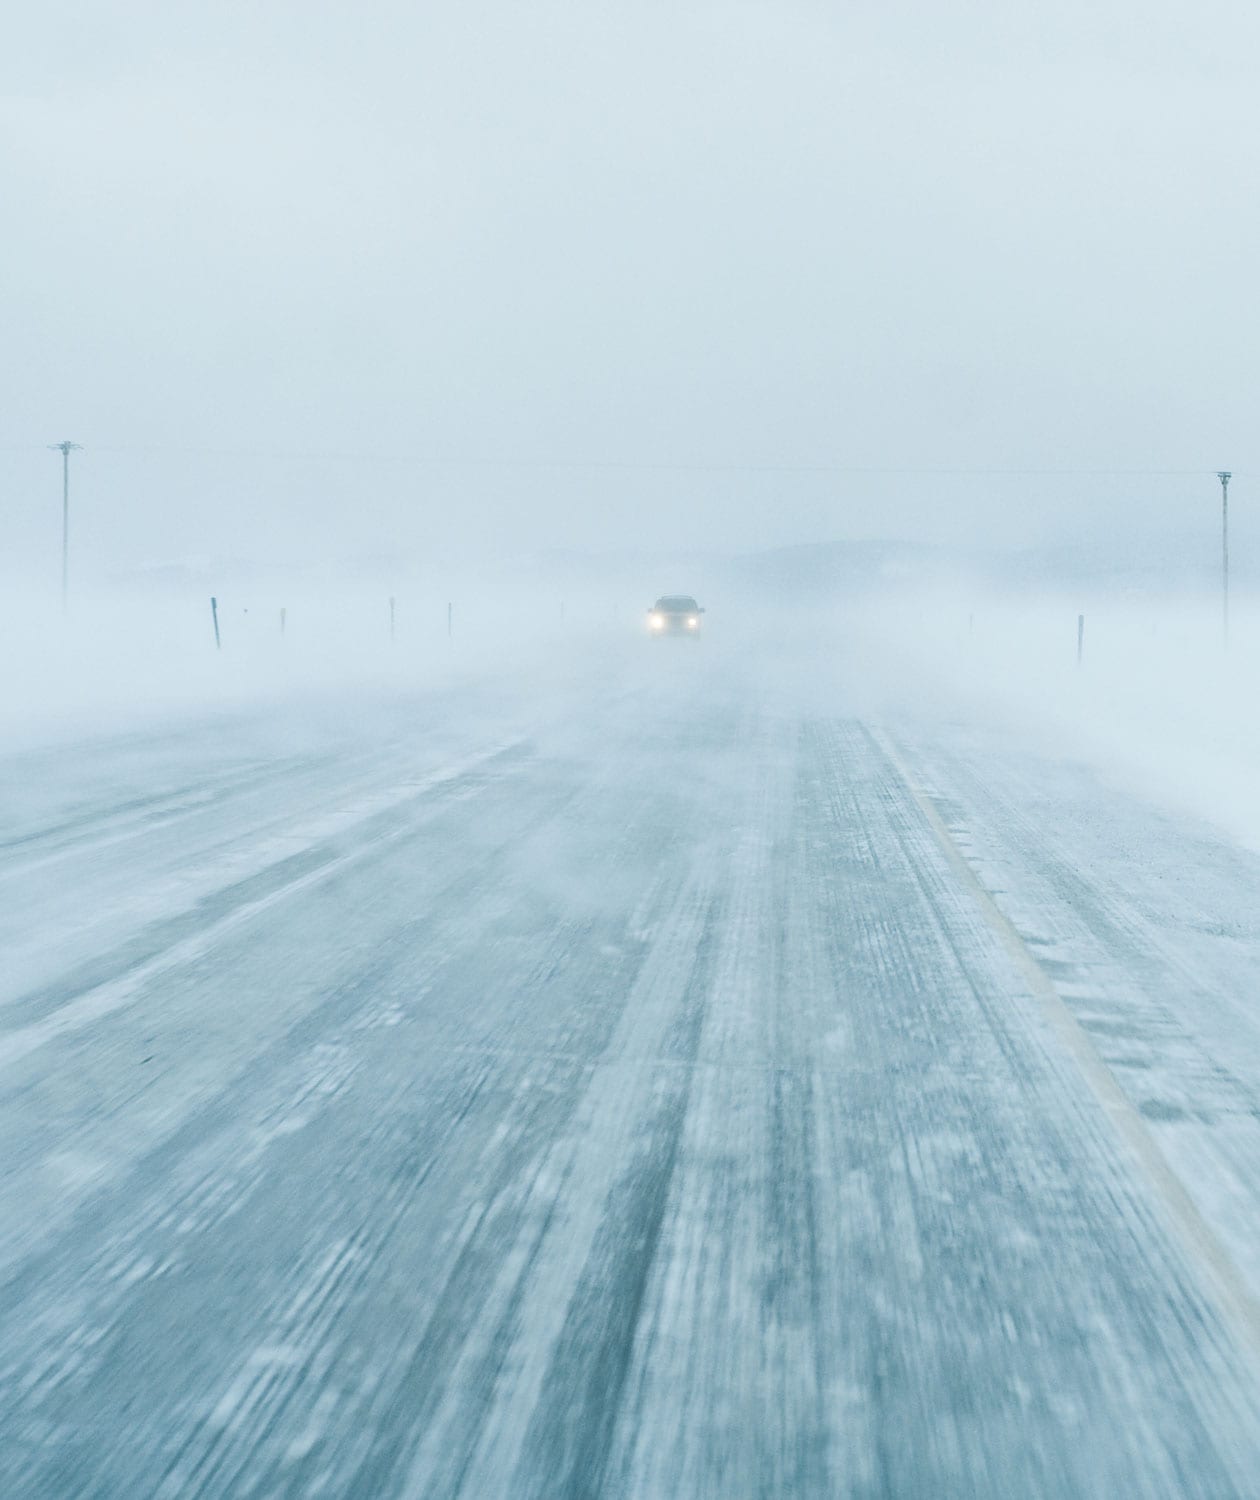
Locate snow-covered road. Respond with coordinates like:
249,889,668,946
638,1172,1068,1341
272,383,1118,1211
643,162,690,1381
4,652,1260,1497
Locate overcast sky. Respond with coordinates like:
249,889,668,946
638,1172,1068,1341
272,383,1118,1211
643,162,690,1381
3,0,1259,578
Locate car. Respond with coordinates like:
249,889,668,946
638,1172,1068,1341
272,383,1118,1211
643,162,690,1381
647,595,705,636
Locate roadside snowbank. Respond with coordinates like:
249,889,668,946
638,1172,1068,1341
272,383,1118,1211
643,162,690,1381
839,589,1260,853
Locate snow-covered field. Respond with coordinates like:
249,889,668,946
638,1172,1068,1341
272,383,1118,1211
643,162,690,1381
4,605,1260,1496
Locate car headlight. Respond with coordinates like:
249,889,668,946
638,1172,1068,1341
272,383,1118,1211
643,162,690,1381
649,614,664,629
687,617,698,628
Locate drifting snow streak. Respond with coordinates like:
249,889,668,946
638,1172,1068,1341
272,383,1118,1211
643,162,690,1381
2,679,1260,1496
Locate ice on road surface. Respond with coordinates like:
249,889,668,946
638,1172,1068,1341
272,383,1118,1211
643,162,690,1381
4,649,1260,1498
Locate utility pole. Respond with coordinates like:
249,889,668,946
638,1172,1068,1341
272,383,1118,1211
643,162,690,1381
49,441,82,613
1218,471,1231,645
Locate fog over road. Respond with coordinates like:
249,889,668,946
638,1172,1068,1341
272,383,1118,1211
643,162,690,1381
4,646,1260,1497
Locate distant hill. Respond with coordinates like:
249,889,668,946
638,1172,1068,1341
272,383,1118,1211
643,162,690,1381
99,531,1251,607
717,534,1248,601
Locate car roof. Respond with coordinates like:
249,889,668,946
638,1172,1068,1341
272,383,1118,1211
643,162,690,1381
654,595,699,610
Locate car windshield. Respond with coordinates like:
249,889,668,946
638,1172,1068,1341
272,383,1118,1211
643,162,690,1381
656,597,698,612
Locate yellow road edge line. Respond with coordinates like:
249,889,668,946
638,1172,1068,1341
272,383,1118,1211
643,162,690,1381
873,725,1260,1360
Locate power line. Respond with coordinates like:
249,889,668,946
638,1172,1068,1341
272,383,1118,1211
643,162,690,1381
11,443,1245,479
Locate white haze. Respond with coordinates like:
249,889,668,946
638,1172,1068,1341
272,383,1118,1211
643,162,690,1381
4,0,1260,575
4,567,1260,877
4,2,1260,855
